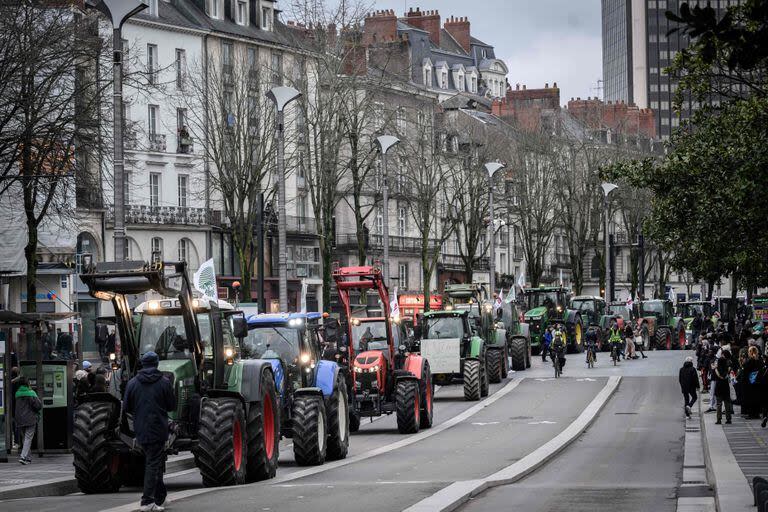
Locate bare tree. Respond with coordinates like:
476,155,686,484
181,47,277,301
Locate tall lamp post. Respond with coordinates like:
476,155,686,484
375,135,400,285
601,183,619,301
485,162,505,297
267,86,301,312
93,0,147,261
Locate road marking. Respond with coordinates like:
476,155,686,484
471,422,500,426
99,378,524,512
576,378,597,382
527,420,557,425
534,378,554,382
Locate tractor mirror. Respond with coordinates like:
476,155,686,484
324,318,340,344
232,316,248,339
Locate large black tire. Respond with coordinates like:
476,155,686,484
480,357,489,397
245,372,280,482
325,376,350,461
349,412,361,433
487,348,503,383
510,337,527,371
395,379,421,434
655,327,672,350
72,401,121,494
501,344,509,378
293,394,328,465
463,359,481,401
197,398,247,487
567,315,584,353
419,364,434,429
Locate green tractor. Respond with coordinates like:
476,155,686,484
416,309,489,401
570,296,616,351
496,297,531,371
633,299,686,350
677,301,716,346
74,260,280,493
443,284,509,382
522,286,584,354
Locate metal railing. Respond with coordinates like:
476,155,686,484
107,205,216,226
336,234,440,253
286,215,317,234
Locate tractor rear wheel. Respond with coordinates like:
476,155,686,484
463,359,481,401
419,364,434,429
396,380,421,434
325,376,349,461
676,324,686,350
568,316,584,353
293,394,328,465
197,398,247,487
487,349,503,383
501,345,509,378
244,372,279,482
510,337,527,371
349,412,360,433
480,357,490,397
655,327,672,350
72,401,121,494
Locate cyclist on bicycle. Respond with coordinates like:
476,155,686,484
585,327,598,363
608,320,623,361
550,324,567,373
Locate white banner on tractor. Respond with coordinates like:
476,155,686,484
193,258,218,301
420,338,461,374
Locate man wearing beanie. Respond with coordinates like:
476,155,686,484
123,351,176,511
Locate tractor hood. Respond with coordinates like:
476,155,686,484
524,306,547,319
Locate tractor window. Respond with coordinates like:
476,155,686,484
423,316,464,339
243,326,300,364
572,300,596,314
526,292,559,311
351,321,388,352
640,302,665,318
139,312,212,360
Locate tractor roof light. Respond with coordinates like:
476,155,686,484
351,318,361,326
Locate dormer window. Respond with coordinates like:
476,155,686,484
261,7,272,31
236,0,248,26
471,76,477,93
207,0,221,20
441,71,448,89
422,59,433,88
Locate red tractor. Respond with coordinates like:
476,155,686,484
333,265,433,434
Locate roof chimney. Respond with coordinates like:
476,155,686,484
404,7,441,46
444,15,471,53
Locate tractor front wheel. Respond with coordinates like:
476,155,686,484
395,380,421,434
510,337,527,371
419,364,434,429
325,376,350,461
197,398,247,487
655,327,672,350
72,401,121,494
487,349,503,383
463,359,481,401
244,371,280,481
568,316,584,353
292,394,328,466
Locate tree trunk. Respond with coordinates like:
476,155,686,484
24,221,38,313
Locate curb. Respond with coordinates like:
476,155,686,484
404,375,622,512
0,455,197,501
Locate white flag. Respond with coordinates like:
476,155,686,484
625,294,634,312
517,269,526,290
300,281,308,313
559,268,563,286
508,285,516,302
193,258,218,301
494,289,504,311
390,286,400,318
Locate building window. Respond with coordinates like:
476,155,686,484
471,76,477,93
298,194,306,218
147,44,157,84
236,0,248,25
397,207,406,237
149,173,161,207
178,239,188,262
396,109,406,134
271,52,282,85
178,174,188,207
148,104,158,135
398,263,408,289
151,237,163,260
207,0,220,19
375,211,383,235
262,7,272,30
175,49,185,88
423,67,431,87
177,107,187,134
148,0,158,16
441,71,448,89
222,41,233,69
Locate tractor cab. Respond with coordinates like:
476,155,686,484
634,299,686,350
570,296,606,327
522,287,583,354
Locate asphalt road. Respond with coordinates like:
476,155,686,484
1,350,691,512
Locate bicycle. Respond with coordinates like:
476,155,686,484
553,350,562,378
586,346,595,368
611,343,620,366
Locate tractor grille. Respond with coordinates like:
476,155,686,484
357,372,377,391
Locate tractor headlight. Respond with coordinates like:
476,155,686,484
351,318,361,326
371,365,379,373
354,366,363,374
300,352,311,364
147,301,160,311
109,352,116,361
224,347,234,358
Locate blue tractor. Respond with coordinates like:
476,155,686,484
244,313,349,465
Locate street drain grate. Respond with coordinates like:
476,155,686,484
685,428,700,433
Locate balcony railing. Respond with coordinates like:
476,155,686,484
439,253,490,271
286,216,317,235
177,135,194,154
107,205,216,226
149,133,166,152
336,234,440,253
288,262,321,279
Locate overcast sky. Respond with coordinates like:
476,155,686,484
359,0,603,105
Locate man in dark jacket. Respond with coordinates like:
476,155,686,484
123,352,175,512
14,376,42,464
679,356,699,417
714,350,733,424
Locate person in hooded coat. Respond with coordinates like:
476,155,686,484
679,356,699,417
123,352,176,512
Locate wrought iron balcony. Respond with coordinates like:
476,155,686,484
286,216,317,235
149,133,166,152
107,205,215,226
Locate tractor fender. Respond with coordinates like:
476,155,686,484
294,387,324,398
564,309,580,326
235,359,275,404
402,354,426,381
313,360,340,398
469,336,484,358
518,323,530,341
266,359,286,399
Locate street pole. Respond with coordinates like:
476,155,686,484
92,0,147,262
257,192,265,312
267,86,301,312
375,136,400,285
638,233,645,300
485,162,505,296
601,183,618,300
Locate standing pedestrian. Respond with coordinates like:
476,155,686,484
715,350,733,425
542,326,553,362
679,356,699,417
740,346,764,419
10,367,21,449
692,311,703,349
56,329,73,360
707,347,718,412
634,325,648,358
123,352,176,512
96,323,108,362
14,376,41,464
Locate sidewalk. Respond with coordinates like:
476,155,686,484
0,451,195,501
699,395,767,512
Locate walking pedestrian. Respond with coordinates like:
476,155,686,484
624,322,637,359
14,376,41,464
679,356,699,417
634,326,648,358
715,350,733,425
123,351,176,512
10,367,21,449
542,326,553,362
96,323,108,362
707,347,718,412
741,346,764,419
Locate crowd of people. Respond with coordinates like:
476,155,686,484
686,329,768,426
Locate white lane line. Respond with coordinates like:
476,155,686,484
404,375,621,512
100,378,524,512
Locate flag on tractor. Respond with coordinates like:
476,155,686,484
300,281,308,313
193,259,218,301
625,295,634,312
390,286,400,318
494,289,504,312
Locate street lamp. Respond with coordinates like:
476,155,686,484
92,0,147,261
485,162,505,297
601,182,619,301
375,135,400,285
267,86,302,312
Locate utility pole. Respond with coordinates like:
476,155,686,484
375,136,400,285
485,162,505,296
601,183,618,300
